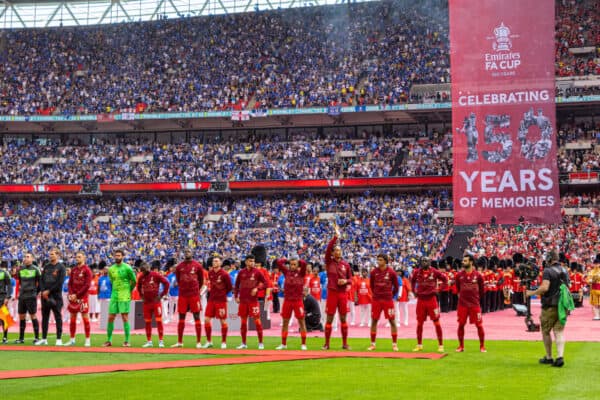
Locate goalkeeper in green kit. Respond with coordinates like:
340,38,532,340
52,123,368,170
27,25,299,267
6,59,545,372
103,249,136,347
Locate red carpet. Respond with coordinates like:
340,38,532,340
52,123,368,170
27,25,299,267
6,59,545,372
0,347,444,380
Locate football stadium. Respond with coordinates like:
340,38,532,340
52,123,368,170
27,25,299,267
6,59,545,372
0,0,599,398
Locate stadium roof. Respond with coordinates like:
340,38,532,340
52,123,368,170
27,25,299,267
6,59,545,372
0,0,375,29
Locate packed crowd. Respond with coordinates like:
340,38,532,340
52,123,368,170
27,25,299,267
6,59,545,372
3,123,600,183
561,192,600,209
468,216,600,267
0,130,453,183
557,147,600,174
0,1,450,116
2,124,599,183
0,0,597,116
556,123,600,146
556,124,600,174
0,193,452,268
555,0,600,77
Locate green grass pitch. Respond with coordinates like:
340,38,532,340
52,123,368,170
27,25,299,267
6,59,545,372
1,334,597,400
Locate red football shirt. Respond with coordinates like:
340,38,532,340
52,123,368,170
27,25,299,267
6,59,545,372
370,267,399,302
325,236,352,293
308,275,322,300
411,267,447,300
68,264,92,299
256,267,272,299
175,260,204,297
438,270,450,292
234,267,267,303
207,268,233,302
137,271,169,303
88,276,98,295
276,258,307,302
455,269,484,308
356,277,372,304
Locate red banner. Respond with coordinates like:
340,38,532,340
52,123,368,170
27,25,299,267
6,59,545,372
229,176,451,190
96,114,115,123
0,177,451,194
450,0,560,225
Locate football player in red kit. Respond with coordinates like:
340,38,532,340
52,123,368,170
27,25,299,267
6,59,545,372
411,256,447,352
172,249,204,348
275,255,308,350
234,255,267,349
65,251,93,347
368,254,399,351
201,255,233,349
455,254,486,353
137,261,169,348
322,225,352,350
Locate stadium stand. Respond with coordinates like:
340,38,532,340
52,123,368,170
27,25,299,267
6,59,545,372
0,193,452,267
2,123,598,183
0,0,597,116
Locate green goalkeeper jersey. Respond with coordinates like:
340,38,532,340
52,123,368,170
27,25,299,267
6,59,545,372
108,263,136,302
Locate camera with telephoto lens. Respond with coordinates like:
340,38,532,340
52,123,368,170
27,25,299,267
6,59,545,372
513,255,540,288
513,260,540,286
512,253,540,332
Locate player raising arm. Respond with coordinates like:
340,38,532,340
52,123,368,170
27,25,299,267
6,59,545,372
322,225,352,350
275,255,308,350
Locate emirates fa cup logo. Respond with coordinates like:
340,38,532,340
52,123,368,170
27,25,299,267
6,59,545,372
485,22,521,74
493,22,512,52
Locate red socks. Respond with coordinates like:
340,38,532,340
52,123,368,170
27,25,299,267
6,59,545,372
194,320,202,342
255,319,263,343
156,319,164,341
434,320,443,345
205,322,212,342
83,317,90,338
324,323,332,346
70,318,77,338
240,320,248,344
177,320,185,343
458,324,465,347
341,322,348,346
416,323,424,345
477,324,485,347
282,329,288,346
145,321,152,341
221,322,228,343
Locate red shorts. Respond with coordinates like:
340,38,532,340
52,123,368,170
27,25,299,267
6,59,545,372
238,302,260,319
416,297,440,322
457,305,482,325
205,301,228,319
371,299,395,321
143,303,163,320
178,295,202,314
325,290,349,316
67,296,89,314
281,299,305,319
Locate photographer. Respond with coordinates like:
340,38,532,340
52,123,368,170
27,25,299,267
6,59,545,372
526,251,570,368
